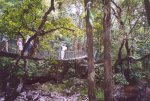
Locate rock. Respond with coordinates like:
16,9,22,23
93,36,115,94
12,88,88,101
20,92,27,98
0,97,4,101
38,96,49,101
64,89,72,96
50,91,60,97
73,78,85,87
113,82,149,101
32,92,39,100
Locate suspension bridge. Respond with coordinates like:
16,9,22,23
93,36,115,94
0,40,87,60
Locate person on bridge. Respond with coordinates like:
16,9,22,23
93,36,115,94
1,37,8,52
61,44,67,59
17,38,23,55
25,35,33,56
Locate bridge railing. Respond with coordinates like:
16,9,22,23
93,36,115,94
57,51,87,60
35,50,87,60
0,40,87,60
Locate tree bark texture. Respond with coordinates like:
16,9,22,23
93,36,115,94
84,0,96,101
103,0,113,101
23,59,28,77
144,0,150,25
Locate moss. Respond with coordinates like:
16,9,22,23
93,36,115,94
41,83,66,92
96,88,104,101
79,87,88,96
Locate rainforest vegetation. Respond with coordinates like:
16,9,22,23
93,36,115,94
0,0,150,101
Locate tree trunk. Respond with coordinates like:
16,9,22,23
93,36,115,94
103,0,113,101
144,0,150,25
84,0,96,101
23,59,28,77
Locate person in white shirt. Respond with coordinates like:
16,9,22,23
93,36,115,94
25,35,30,43
17,38,23,55
61,44,67,59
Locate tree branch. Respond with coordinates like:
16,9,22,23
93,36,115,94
113,39,125,67
16,0,55,66
128,13,142,35
38,0,55,30
0,51,42,60
40,28,61,36
111,0,121,16
21,13,36,32
40,27,75,36
114,53,150,67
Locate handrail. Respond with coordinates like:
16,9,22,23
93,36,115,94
0,41,87,60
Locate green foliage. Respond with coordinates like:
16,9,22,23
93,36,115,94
129,71,140,82
92,2,103,51
95,65,104,83
96,88,104,101
39,15,83,51
16,67,25,77
46,83,66,92
89,8,96,26
0,57,15,68
0,1,150,99
0,0,85,55
80,86,88,96
0,0,43,37
113,73,128,85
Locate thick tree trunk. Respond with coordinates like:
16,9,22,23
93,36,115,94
103,0,113,101
4,67,20,101
84,0,96,101
144,0,150,25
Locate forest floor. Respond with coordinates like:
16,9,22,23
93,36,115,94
0,78,89,101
